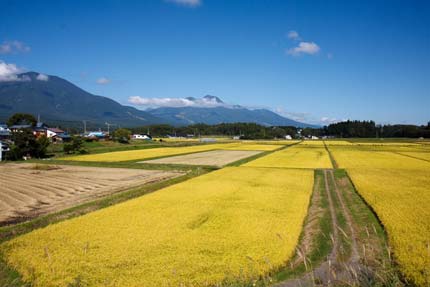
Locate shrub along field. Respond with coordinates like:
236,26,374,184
328,144,430,286
62,142,282,162
243,142,332,169
1,167,313,287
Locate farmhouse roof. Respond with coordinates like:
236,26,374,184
47,128,65,133
55,133,71,139
36,122,48,128
9,124,32,129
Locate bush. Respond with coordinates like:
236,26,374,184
6,128,50,160
63,136,84,154
113,128,131,144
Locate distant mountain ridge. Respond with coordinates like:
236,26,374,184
0,72,160,127
145,95,316,127
0,72,316,128
148,105,312,127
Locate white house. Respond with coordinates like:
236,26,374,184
285,135,292,140
132,134,152,140
46,128,65,138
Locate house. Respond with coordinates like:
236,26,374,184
33,122,49,137
52,133,71,143
9,124,32,132
46,127,65,138
132,134,152,140
86,131,106,140
285,135,292,140
0,124,11,140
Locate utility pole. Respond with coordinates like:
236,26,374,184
105,122,117,135
105,122,112,135
83,120,87,134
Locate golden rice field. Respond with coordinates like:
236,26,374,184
63,143,281,162
352,142,420,146
328,144,430,286
397,151,430,161
299,140,326,146
323,140,353,146
1,167,314,287
242,140,300,145
243,143,332,169
329,146,429,170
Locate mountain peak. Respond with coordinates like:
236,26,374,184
203,95,223,103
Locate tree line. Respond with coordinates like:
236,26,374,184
301,120,430,138
131,121,430,139
131,123,298,139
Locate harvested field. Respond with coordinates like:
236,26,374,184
63,143,279,162
0,163,183,225
141,150,262,167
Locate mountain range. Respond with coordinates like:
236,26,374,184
0,72,316,128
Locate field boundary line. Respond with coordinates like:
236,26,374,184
323,141,338,169
391,151,430,163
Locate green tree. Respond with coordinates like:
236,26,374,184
63,136,85,154
35,135,50,158
6,128,50,160
113,128,132,143
7,113,37,127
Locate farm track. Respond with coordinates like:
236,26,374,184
278,170,366,287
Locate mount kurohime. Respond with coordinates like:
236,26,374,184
0,72,315,128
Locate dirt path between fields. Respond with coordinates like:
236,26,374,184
277,170,365,287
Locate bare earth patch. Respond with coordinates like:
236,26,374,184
140,150,262,167
0,163,183,225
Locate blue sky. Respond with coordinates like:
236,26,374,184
1,0,429,125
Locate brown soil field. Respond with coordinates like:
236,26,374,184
140,150,262,167
0,163,183,225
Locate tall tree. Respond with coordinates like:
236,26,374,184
7,113,37,127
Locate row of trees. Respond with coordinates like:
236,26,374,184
301,120,430,138
131,121,430,139
131,123,298,140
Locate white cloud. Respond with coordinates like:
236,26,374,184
287,30,300,40
96,77,110,85
287,42,320,56
129,96,227,108
165,0,201,7
274,108,308,122
320,117,341,125
36,73,49,81
0,61,29,82
0,41,31,54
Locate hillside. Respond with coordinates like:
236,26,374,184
0,72,161,127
